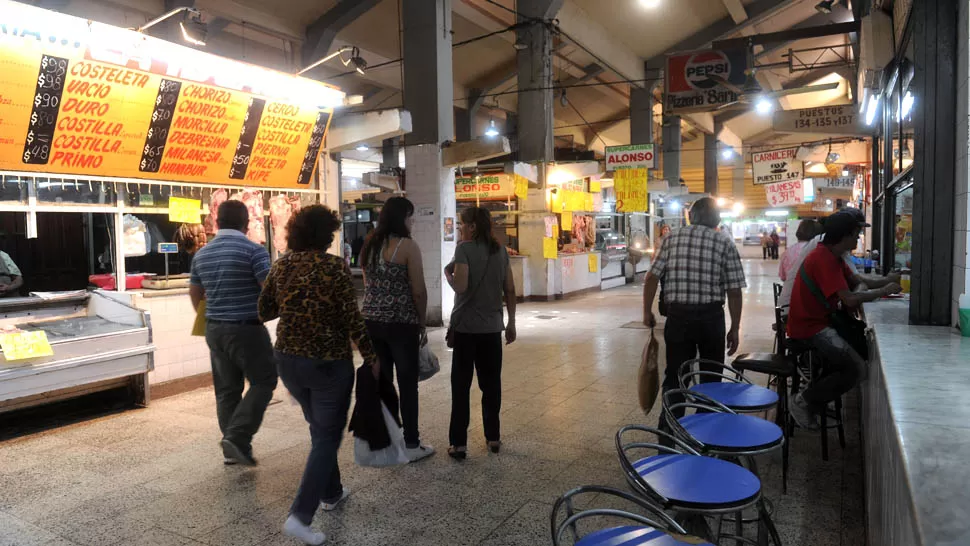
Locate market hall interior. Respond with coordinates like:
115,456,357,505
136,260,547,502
2,0,970,545
0,260,868,546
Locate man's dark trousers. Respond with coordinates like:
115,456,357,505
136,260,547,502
660,303,726,430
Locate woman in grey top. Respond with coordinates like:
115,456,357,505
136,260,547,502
444,207,517,460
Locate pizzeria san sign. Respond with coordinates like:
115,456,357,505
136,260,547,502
665,48,748,114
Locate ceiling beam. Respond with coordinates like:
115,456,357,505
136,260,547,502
715,109,750,123
713,21,860,50
755,9,851,60
646,0,794,69
302,0,380,66
783,65,853,89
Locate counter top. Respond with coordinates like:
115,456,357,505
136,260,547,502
127,288,190,298
866,299,970,546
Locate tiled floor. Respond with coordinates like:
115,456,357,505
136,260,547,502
0,259,864,546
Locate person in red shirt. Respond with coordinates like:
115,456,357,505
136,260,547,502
787,211,901,429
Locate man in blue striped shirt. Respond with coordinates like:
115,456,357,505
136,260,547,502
190,200,277,466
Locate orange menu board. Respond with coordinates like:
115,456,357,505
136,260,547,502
0,0,341,188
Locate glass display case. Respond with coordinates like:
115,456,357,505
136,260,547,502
0,290,154,413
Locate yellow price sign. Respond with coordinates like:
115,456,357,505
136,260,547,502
514,175,530,200
543,237,558,259
615,168,648,212
590,180,602,193
169,196,203,224
0,331,54,361
562,211,573,231
588,253,599,273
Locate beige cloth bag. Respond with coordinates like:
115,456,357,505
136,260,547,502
638,328,661,414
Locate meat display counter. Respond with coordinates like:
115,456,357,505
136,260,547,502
0,290,155,414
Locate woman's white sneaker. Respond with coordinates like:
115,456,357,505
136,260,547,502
405,443,435,462
283,515,326,545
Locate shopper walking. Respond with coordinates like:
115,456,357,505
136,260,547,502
258,205,379,546
189,200,277,467
770,228,781,259
642,197,746,430
444,207,516,460
761,231,770,259
360,197,433,462
786,211,901,429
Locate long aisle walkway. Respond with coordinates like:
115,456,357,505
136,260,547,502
0,259,863,546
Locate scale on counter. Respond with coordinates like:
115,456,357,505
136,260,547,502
158,243,179,281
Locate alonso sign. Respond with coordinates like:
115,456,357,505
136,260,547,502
605,144,655,169
665,48,748,114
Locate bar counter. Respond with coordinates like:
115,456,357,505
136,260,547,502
863,298,970,546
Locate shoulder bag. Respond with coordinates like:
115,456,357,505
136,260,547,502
797,264,870,361
445,251,491,348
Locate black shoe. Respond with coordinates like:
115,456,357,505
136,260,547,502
221,438,257,466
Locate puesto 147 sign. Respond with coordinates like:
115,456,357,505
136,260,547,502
751,147,803,186
665,48,747,114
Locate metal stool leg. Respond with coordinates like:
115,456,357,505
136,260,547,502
835,394,846,448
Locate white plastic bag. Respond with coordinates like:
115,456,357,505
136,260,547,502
418,344,440,381
353,402,409,467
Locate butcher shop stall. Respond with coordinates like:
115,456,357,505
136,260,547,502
0,1,344,405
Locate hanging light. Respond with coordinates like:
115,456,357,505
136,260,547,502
721,147,734,160
137,7,207,46
484,119,500,138
755,97,773,115
355,144,369,152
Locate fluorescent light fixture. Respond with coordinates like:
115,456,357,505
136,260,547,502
765,209,788,217
179,21,206,46
484,119,500,137
137,7,206,46
355,144,369,152
901,91,914,118
803,178,815,202
842,168,849,177
755,98,773,115
720,211,736,219
865,95,880,126
297,45,355,75
640,0,661,7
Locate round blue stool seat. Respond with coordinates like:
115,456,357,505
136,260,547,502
576,526,715,546
632,454,761,509
689,382,778,411
678,413,783,452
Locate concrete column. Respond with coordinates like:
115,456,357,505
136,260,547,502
402,0,456,326
515,0,563,163
381,138,399,169
733,155,746,204
319,153,342,257
704,122,720,196
630,84,656,145
662,114,681,185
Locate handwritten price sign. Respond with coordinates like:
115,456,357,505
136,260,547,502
168,196,202,223
0,331,54,361
764,180,804,207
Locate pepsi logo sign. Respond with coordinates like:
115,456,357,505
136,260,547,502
685,51,731,90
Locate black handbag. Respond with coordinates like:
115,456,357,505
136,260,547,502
797,265,870,361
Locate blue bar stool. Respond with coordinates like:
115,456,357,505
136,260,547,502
663,389,784,544
615,425,781,544
678,359,779,413
550,485,714,545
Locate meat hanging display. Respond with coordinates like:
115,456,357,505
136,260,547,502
229,190,266,244
268,194,302,254
175,223,208,254
204,188,228,236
